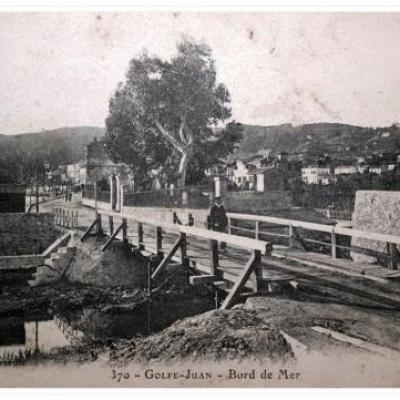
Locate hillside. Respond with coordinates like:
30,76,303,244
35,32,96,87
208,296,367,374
2,121,400,184
0,126,104,183
237,122,400,160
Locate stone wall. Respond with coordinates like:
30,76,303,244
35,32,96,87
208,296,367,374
0,255,45,270
224,191,293,213
0,213,59,256
351,190,400,264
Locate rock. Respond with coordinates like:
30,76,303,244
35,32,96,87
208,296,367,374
350,191,400,265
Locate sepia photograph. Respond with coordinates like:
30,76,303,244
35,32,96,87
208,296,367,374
1,4,400,389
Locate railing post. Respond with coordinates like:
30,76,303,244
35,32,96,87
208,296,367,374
253,249,263,292
122,218,128,244
95,212,102,234
138,222,144,250
288,224,294,248
108,215,114,235
388,242,399,270
331,228,337,259
180,232,188,267
207,215,211,230
227,216,231,234
156,226,163,256
255,220,259,240
210,239,220,278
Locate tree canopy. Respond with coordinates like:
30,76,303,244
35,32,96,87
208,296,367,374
104,38,243,189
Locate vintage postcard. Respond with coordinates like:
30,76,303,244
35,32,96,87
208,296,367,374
1,6,400,389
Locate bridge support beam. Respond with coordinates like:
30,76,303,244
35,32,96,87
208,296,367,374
151,233,186,281
81,213,102,242
220,249,261,310
101,222,124,251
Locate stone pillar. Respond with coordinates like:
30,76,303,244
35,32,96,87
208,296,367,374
109,175,114,211
115,175,121,212
256,173,265,192
120,184,125,212
214,176,227,198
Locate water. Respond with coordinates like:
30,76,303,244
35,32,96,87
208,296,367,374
0,296,211,359
0,315,83,358
0,307,148,358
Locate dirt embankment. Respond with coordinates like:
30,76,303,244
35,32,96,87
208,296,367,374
110,308,294,364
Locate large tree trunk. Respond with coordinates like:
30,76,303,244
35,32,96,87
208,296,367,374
154,119,193,188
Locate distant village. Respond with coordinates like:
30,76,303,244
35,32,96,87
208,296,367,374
47,137,400,197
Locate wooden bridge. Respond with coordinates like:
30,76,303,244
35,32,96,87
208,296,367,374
71,206,400,310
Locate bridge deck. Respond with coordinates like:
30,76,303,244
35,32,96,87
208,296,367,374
43,199,400,309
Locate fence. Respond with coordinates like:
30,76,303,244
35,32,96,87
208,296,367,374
123,186,212,209
82,184,95,199
224,212,400,269
96,190,111,203
53,207,79,228
293,188,356,211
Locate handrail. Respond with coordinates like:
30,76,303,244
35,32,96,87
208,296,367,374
227,212,400,246
99,209,271,254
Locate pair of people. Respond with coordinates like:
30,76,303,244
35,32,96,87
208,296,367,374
209,196,228,251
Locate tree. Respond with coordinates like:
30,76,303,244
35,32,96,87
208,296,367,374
105,37,242,189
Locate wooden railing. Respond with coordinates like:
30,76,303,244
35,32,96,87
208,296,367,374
81,209,273,309
225,212,400,269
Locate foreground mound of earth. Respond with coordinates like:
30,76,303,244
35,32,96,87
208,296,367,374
111,308,293,364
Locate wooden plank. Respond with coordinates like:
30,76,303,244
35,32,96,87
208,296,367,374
101,223,124,251
151,235,184,280
312,326,400,357
156,226,163,254
137,222,144,249
189,274,217,285
41,232,71,257
81,216,100,242
179,225,272,254
210,239,219,277
263,254,400,307
180,232,188,267
331,230,337,259
108,215,114,235
272,248,390,284
99,209,272,253
220,250,259,310
227,212,400,246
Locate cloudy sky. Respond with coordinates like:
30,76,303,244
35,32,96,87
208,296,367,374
1,12,400,134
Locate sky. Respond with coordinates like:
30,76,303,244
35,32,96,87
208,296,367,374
1,11,400,134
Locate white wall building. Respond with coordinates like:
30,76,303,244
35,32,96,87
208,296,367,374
301,166,331,185
334,165,357,175
232,160,256,189
65,163,81,184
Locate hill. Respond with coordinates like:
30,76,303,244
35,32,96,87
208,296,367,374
0,126,104,183
237,122,400,160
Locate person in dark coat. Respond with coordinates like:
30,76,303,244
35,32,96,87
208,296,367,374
209,196,228,250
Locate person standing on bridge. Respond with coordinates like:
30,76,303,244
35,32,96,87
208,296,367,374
209,196,228,251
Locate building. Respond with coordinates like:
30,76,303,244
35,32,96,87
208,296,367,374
301,166,332,185
255,168,286,192
334,165,358,175
83,138,116,185
231,160,256,190
357,163,370,174
81,138,134,211
65,163,81,185
369,164,389,175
